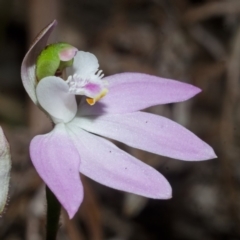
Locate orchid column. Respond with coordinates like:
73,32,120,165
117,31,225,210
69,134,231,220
21,20,216,239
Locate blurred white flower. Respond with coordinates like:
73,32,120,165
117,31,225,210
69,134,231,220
0,127,11,214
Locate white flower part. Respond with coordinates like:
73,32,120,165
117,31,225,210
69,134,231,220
0,127,11,214
36,76,78,124
66,51,100,78
66,51,108,105
66,72,106,98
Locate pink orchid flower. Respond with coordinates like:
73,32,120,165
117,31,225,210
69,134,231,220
21,20,216,219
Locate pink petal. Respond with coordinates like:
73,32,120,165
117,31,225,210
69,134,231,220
79,73,201,115
67,124,172,199
30,123,83,218
21,20,57,104
74,112,217,161
36,76,77,123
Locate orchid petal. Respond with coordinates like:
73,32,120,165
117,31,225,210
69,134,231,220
30,123,83,218
66,51,99,79
79,73,201,115
21,20,57,104
67,124,172,199
36,76,77,123
74,112,216,161
0,127,11,214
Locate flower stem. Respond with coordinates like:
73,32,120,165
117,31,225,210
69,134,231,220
46,186,61,240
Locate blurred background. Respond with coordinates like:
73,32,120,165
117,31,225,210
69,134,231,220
0,0,239,239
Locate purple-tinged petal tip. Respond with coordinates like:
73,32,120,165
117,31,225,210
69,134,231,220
59,47,78,61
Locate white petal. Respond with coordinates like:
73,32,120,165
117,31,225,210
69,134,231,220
36,76,77,123
66,51,99,79
21,20,57,104
0,127,11,214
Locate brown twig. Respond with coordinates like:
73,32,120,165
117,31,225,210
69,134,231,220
188,24,227,60
183,0,240,24
220,24,240,234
